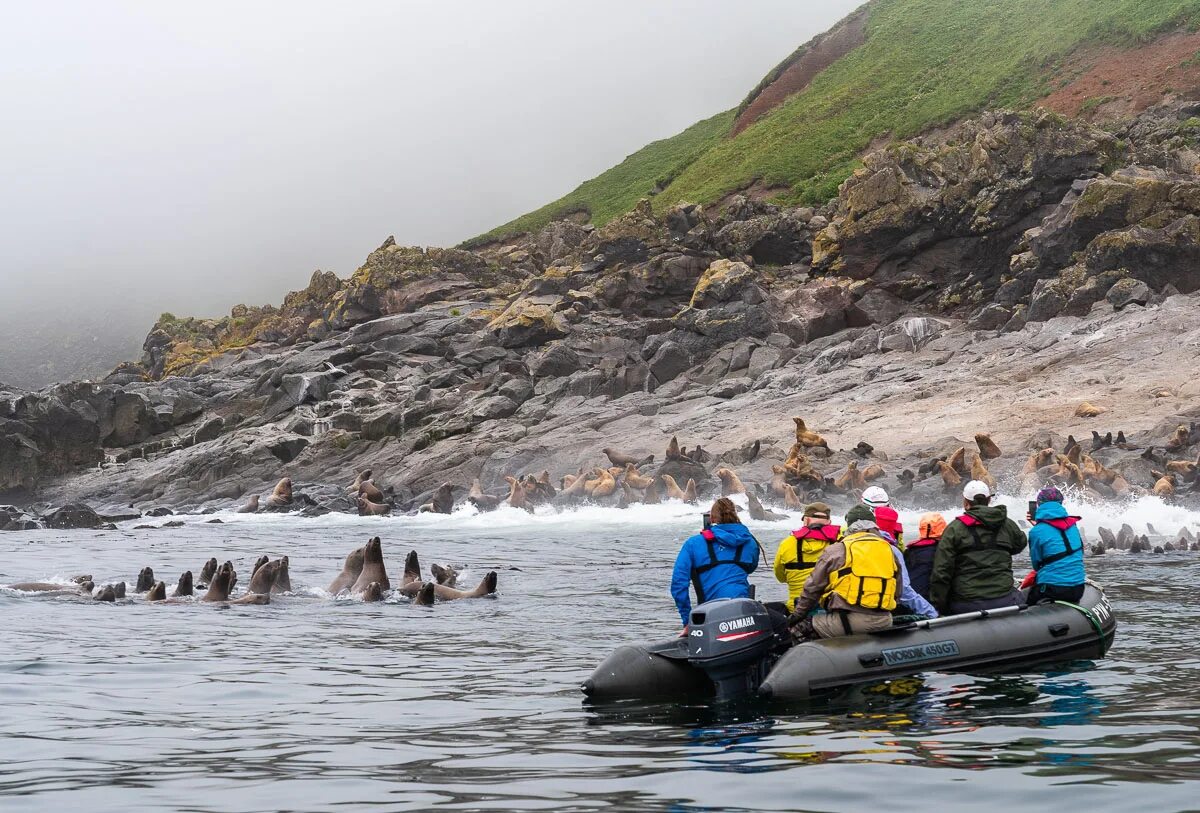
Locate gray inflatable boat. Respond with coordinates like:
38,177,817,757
582,582,1115,703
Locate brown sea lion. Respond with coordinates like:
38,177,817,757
266,477,293,508
251,555,269,576
691,445,712,464
328,547,365,594
666,436,684,462
747,492,788,521
7,581,92,594
348,469,373,495
351,537,390,593
534,471,556,501
197,558,218,588
792,417,830,454
938,461,963,488
715,467,747,496
431,563,459,587
505,476,532,511
947,446,967,476
202,563,235,602
433,571,498,601
642,476,662,505
359,480,386,504
357,496,392,516
661,474,688,502
236,495,260,514
146,581,167,602
173,571,193,597
419,482,454,514
862,464,886,482
834,461,867,492
970,455,996,490
247,560,280,594
559,469,590,500
1075,402,1105,418
361,582,384,602
1167,460,1198,479
585,468,617,499
682,479,699,505
468,478,502,512
1066,442,1084,467
975,433,1002,460
1153,473,1176,497
604,448,653,468
93,585,117,602
135,567,155,592
782,484,804,510
624,464,654,490
272,556,291,593
768,465,790,498
412,581,436,606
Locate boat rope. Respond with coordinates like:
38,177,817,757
1053,600,1109,656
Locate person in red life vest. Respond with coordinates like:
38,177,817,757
1025,485,1087,604
670,497,760,627
772,502,840,613
874,505,937,619
930,481,1028,614
904,512,947,601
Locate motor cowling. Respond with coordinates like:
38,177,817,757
687,598,780,700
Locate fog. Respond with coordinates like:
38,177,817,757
0,0,861,387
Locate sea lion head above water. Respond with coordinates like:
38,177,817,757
251,555,269,576
135,567,155,593
430,562,458,587
272,556,292,593
361,582,384,602
328,547,365,595
146,581,167,602
247,560,280,594
351,537,390,593
202,563,235,602
93,585,117,602
173,572,193,597
197,558,218,587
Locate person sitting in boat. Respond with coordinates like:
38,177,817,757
787,505,902,638
1025,486,1086,604
873,505,938,619
862,486,901,547
929,481,1028,615
670,497,760,627
904,512,947,601
772,501,839,613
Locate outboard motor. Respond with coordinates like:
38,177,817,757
687,598,783,701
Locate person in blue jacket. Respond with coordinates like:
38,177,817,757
671,497,759,627
1026,486,1086,604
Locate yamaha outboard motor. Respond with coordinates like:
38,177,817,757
687,598,783,701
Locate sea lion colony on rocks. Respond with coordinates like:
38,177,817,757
2,537,499,606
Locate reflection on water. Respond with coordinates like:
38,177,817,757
0,508,1198,812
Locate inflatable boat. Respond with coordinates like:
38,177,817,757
582,582,1115,702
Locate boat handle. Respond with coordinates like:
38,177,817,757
1048,623,1070,637
858,653,884,667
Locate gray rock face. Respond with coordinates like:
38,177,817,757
528,344,582,378
968,303,1012,330
1026,279,1068,322
193,416,224,443
648,342,691,386
1107,278,1152,310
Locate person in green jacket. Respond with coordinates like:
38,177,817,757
929,480,1028,615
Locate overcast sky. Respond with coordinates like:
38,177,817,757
1,0,861,338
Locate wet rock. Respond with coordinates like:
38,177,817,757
42,503,105,530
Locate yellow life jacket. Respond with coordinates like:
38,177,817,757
776,524,841,611
822,530,898,611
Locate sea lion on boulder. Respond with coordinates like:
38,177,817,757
783,484,803,510
173,572,193,597
1153,473,1176,497
715,467,746,496
834,461,866,492
792,418,830,455
468,478,502,512
938,461,962,488
682,479,698,505
624,464,654,490
558,469,590,501
357,496,392,516
197,558,218,587
1091,431,1113,451
642,476,662,505
146,581,167,602
747,492,787,521
328,547,365,594
661,474,688,502
237,495,260,514
947,446,967,476
351,537,390,593
604,448,653,468
419,482,455,514
348,470,373,495
585,469,617,499
862,464,886,482
768,466,790,499
135,567,155,593
359,480,386,504
1075,402,1105,418
975,433,1002,460
666,436,684,462
505,476,532,511
266,477,293,508
970,455,996,490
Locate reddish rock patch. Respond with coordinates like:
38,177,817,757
1040,30,1200,119
732,9,868,136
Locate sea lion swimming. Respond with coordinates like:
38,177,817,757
412,581,435,606
93,584,117,602
7,581,93,595
431,563,459,587
173,572,193,597
357,495,392,516
236,495,260,514
247,560,280,594
251,555,269,577
468,478,502,512
402,551,496,602
202,562,268,604
135,567,155,593
197,558,218,588
419,482,454,514
747,492,788,522
361,582,384,602
266,477,293,508
328,547,365,594
272,556,291,593
146,581,167,602
351,537,390,593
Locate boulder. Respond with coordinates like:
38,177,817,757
528,344,583,378
648,342,691,386
472,396,520,421
1026,279,1068,323
1106,278,1152,310
42,503,105,530
487,297,569,348
193,416,224,443
967,303,1012,330
689,260,762,308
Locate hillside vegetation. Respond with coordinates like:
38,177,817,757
474,0,1200,244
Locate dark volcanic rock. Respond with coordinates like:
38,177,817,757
42,503,104,529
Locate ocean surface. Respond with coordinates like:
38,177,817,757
2,496,1199,812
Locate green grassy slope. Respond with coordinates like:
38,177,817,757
474,0,1200,243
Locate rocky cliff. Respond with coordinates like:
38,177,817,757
4,105,1200,520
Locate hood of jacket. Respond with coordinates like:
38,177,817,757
704,522,759,550
961,504,1011,528
1033,500,1080,529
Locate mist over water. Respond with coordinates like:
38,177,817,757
2,501,1199,811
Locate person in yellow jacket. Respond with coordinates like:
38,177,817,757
788,504,902,639
773,502,840,612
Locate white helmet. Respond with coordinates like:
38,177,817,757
862,486,890,509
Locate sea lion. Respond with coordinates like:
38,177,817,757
1116,430,1131,448
348,469,373,495
505,476,532,511
1097,526,1118,549
747,491,788,521
947,446,967,476
559,469,590,500
642,476,662,505
1165,424,1190,452
1075,402,1105,418
1066,442,1083,467
834,461,866,492
419,482,454,514
624,464,654,490
853,441,874,458
975,433,1002,460
938,461,963,488
970,454,996,490
468,478,502,512
359,480,386,504
351,537,390,593
361,582,384,602
135,567,155,593
661,474,688,502
604,448,653,468
251,555,269,576
862,463,886,482
769,465,790,499
666,436,684,462
792,417,830,454
173,571,193,597
715,467,747,496
236,495,260,514
431,563,459,587
266,477,293,508
272,556,291,593
585,468,617,499
247,560,280,594
783,445,820,482
412,581,436,606
357,496,392,516
433,571,498,601
328,547,364,594
681,479,698,505
111,582,126,598
1091,431,1113,451
534,471,556,501
197,558,218,588
7,581,92,594
1064,435,1079,455
691,445,712,464
1153,473,1176,497
146,581,167,602
202,562,268,604
782,484,804,510
93,585,117,602
1167,460,1198,479
224,561,239,592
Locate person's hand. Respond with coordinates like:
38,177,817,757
678,626,688,638
786,612,804,627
